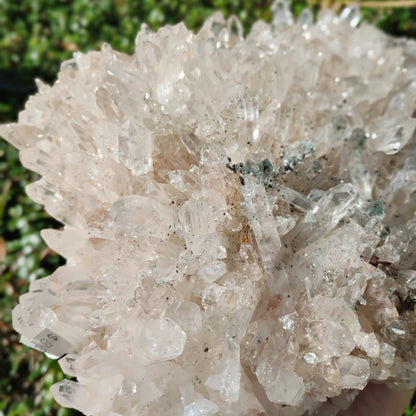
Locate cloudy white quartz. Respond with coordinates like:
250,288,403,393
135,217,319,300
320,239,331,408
2,1,416,415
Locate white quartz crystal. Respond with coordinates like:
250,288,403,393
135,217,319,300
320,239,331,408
2,1,416,415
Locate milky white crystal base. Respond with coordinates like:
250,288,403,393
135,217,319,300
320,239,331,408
2,1,416,415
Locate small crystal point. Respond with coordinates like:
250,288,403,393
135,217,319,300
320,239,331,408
297,8,314,27
184,398,219,416
272,0,294,30
340,4,361,27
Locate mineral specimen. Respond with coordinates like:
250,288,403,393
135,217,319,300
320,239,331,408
2,1,416,415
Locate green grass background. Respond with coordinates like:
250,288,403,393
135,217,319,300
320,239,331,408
0,1,415,415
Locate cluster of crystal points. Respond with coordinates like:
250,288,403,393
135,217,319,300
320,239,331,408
2,2,416,415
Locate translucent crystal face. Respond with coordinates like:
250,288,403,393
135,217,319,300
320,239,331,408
2,1,416,415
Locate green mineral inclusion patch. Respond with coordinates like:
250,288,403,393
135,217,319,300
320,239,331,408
367,200,385,218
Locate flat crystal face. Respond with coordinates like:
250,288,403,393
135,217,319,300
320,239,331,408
2,1,416,415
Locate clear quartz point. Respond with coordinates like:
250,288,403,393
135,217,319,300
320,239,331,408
297,8,314,26
272,0,294,30
340,4,361,28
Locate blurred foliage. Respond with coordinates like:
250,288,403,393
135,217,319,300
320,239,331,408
0,1,416,415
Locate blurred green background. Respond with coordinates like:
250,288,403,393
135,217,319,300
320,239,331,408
0,1,416,415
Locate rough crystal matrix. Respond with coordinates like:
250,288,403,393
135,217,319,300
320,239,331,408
2,2,416,415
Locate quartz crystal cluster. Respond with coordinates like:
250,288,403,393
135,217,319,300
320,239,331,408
2,1,416,415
